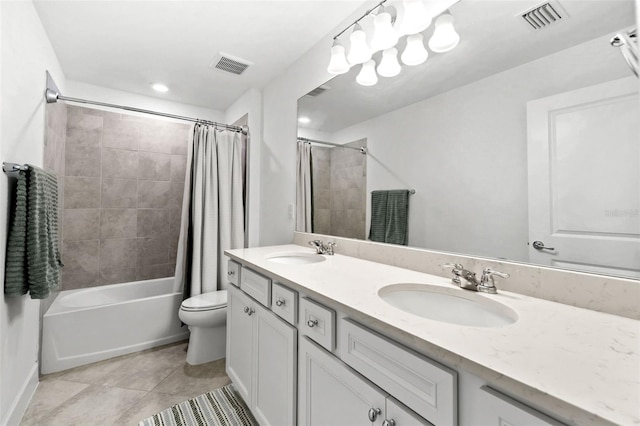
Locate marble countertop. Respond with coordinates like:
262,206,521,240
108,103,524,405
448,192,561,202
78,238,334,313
225,245,640,426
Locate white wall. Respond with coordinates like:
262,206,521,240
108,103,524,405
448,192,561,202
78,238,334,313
65,80,224,123
327,33,631,261
225,88,263,247
0,2,67,424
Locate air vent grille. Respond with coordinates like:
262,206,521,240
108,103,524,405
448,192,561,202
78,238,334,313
210,53,252,75
306,86,330,97
520,1,567,30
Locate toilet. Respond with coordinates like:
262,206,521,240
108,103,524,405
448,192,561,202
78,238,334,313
178,290,228,365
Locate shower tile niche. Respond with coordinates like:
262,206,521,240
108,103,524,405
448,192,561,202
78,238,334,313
61,105,190,290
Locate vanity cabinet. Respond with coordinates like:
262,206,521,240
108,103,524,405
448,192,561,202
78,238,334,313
299,336,431,426
227,284,297,426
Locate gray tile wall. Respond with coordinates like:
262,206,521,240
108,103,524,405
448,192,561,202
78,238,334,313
41,101,67,313
61,106,190,290
310,139,367,240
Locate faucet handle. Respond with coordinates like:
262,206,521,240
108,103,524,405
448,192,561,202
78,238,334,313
308,240,324,254
440,262,463,271
325,242,337,255
478,268,510,294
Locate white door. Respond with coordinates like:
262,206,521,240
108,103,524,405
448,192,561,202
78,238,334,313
298,337,387,426
253,303,297,426
226,286,254,403
527,77,640,278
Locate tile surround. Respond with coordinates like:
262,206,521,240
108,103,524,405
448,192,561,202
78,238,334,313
61,106,190,290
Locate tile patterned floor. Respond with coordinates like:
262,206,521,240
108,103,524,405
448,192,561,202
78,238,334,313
20,341,231,426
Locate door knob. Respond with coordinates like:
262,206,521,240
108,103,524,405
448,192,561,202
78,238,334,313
367,408,381,422
532,240,555,251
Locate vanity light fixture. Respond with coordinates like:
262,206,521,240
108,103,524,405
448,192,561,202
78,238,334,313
151,83,169,92
326,0,460,86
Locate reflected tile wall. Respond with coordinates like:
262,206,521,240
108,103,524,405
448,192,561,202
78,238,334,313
61,106,190,290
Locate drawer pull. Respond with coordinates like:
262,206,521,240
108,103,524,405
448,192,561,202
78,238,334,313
382,420,396,426
275,298,286,307
368,408,381,422
227,270,235,276
243,306,255,316
307,319,318,328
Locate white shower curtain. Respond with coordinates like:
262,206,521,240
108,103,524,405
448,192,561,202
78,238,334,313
296,141,313,232
174,124,246,298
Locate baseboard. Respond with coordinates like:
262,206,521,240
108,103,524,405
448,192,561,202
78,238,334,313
2,363,39,426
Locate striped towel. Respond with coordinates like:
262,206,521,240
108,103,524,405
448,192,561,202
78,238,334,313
4,165,62,299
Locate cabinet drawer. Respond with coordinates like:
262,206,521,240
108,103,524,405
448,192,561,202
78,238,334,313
227,260,241,287
271,282,298,325
299,297,335,352
477,386,565,426
240,267,271,307
339,318,456,426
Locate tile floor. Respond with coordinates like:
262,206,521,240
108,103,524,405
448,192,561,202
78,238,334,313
21,341,231,426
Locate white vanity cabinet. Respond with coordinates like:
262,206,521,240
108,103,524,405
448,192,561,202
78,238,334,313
227,284,297,426
299,336,431,426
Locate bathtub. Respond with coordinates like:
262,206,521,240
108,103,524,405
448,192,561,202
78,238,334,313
41,277,189,374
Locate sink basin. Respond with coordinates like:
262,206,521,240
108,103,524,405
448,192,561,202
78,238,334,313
378,284,518,327
267,253,326,265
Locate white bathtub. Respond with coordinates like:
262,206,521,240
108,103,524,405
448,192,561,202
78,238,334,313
41,277,188,374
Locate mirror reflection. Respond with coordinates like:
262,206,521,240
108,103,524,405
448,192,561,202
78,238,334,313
297,0,639,279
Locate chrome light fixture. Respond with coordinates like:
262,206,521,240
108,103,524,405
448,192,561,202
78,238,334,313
327,0,461,86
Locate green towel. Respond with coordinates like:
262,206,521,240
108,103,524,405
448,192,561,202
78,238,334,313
369,190,409,246
5,166,62,299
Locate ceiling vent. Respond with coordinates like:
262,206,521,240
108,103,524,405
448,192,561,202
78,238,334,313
306,85,330,97
210,52,252,75
519,1,567,30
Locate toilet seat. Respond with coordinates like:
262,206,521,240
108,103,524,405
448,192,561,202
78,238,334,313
180,290,228,312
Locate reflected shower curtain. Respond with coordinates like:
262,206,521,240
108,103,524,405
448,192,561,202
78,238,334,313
174,124,245,299
296,141,313,232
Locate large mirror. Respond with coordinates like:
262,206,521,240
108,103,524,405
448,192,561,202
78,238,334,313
297,0,639,279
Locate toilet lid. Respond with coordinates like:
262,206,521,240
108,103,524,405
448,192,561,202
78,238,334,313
181,290,228,311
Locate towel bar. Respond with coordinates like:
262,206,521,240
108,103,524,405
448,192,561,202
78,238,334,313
2,162,29,173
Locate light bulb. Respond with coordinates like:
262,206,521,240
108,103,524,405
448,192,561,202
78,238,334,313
347,24,372,65
401,34,428,66
377,48,401,77
356,60,378,86
428,13,460,53
398,0,432,35
327,41,350,75
371,7,399,51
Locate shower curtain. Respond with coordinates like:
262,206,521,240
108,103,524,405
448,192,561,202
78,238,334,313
296,141,313,232
174,124,246,299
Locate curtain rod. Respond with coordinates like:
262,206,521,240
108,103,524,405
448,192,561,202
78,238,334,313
297,137,367,155
45,89,248,135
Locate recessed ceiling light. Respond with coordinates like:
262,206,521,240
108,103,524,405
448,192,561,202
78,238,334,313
151,83,169,92
298,116,311,124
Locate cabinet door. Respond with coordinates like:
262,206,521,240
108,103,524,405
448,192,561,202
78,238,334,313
226,286,254,403
473,386,565,426
253,303,297,426
299,337,387,426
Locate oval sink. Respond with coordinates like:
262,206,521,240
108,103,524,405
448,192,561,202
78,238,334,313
267,253,326,265
378,284,518,327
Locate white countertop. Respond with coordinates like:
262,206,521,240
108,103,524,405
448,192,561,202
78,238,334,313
226,245,640,426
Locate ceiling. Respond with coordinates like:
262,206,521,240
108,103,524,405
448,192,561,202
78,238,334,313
34,0,366,110
298,0,637,133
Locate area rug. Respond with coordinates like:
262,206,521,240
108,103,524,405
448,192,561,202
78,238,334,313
139,384,258,426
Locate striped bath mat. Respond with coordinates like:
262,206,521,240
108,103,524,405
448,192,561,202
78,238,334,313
139,385,258,426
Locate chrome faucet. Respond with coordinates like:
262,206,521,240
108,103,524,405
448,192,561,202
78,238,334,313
441,263,509,294
308,240,337,255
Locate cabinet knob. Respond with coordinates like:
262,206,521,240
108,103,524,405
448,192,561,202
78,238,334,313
243,306,254,316
382,420,396,426
227,270,235,276
275,298,285,307
368,408,382,422
307,319,318,328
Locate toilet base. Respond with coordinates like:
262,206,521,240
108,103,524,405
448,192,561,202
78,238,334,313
186,325,226,365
